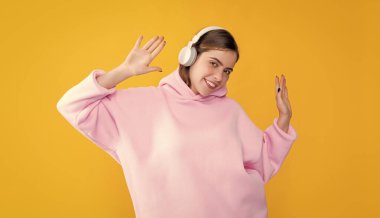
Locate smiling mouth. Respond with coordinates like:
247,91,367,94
204,78,217,89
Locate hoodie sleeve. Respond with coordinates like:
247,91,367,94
237,109,298,184
56,69,123,165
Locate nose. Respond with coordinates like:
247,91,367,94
213,70,223,82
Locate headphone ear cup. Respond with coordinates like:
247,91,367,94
178,45,197,67
186,46,197,66
178,46,187,65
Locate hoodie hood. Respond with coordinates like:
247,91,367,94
158,67,228,101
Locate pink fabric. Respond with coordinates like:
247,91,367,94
57,67,298,218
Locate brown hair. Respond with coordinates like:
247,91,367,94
179,28,240,88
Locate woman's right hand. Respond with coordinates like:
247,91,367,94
119,35,166,76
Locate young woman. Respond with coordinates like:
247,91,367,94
57,26,297,218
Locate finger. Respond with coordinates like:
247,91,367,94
284,78,288,98
280,74,284,90
134,35,143,49
282,83,291,107
284,86,289,99
147,36,164,53
284,87,291,112
275,75,280,94
142,35,159,50
280,74,285,94
276,74,283,95
147,66,163,73
151,40,166,59
282,76,288,99
276,75,283,101
282,84,286,99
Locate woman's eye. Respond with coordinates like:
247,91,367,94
210,61,230,75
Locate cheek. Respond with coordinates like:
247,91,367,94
190,64,214,82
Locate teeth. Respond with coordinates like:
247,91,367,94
205,79,216,88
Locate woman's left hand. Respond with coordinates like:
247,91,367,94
275,74,292,118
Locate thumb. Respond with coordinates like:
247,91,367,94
147,66,163,73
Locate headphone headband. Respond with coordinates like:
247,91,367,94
190,26,225,46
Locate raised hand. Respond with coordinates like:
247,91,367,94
275,74,293,118
120,35,166,76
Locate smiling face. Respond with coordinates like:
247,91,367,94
189,49,237,96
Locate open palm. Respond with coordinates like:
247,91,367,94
120,35,166,76
275,74,293,118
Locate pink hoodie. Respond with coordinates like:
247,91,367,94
56,67,298,218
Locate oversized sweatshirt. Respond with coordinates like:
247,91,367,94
56,67,298,218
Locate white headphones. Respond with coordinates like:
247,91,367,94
178,26,226,67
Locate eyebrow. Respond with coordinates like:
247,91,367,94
209,57,234,72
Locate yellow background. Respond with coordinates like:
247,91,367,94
1,0,378,217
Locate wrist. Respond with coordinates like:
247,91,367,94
277,115,291,134
111,65,135,79
279,113,292,119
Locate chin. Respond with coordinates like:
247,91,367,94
199,90,210,96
